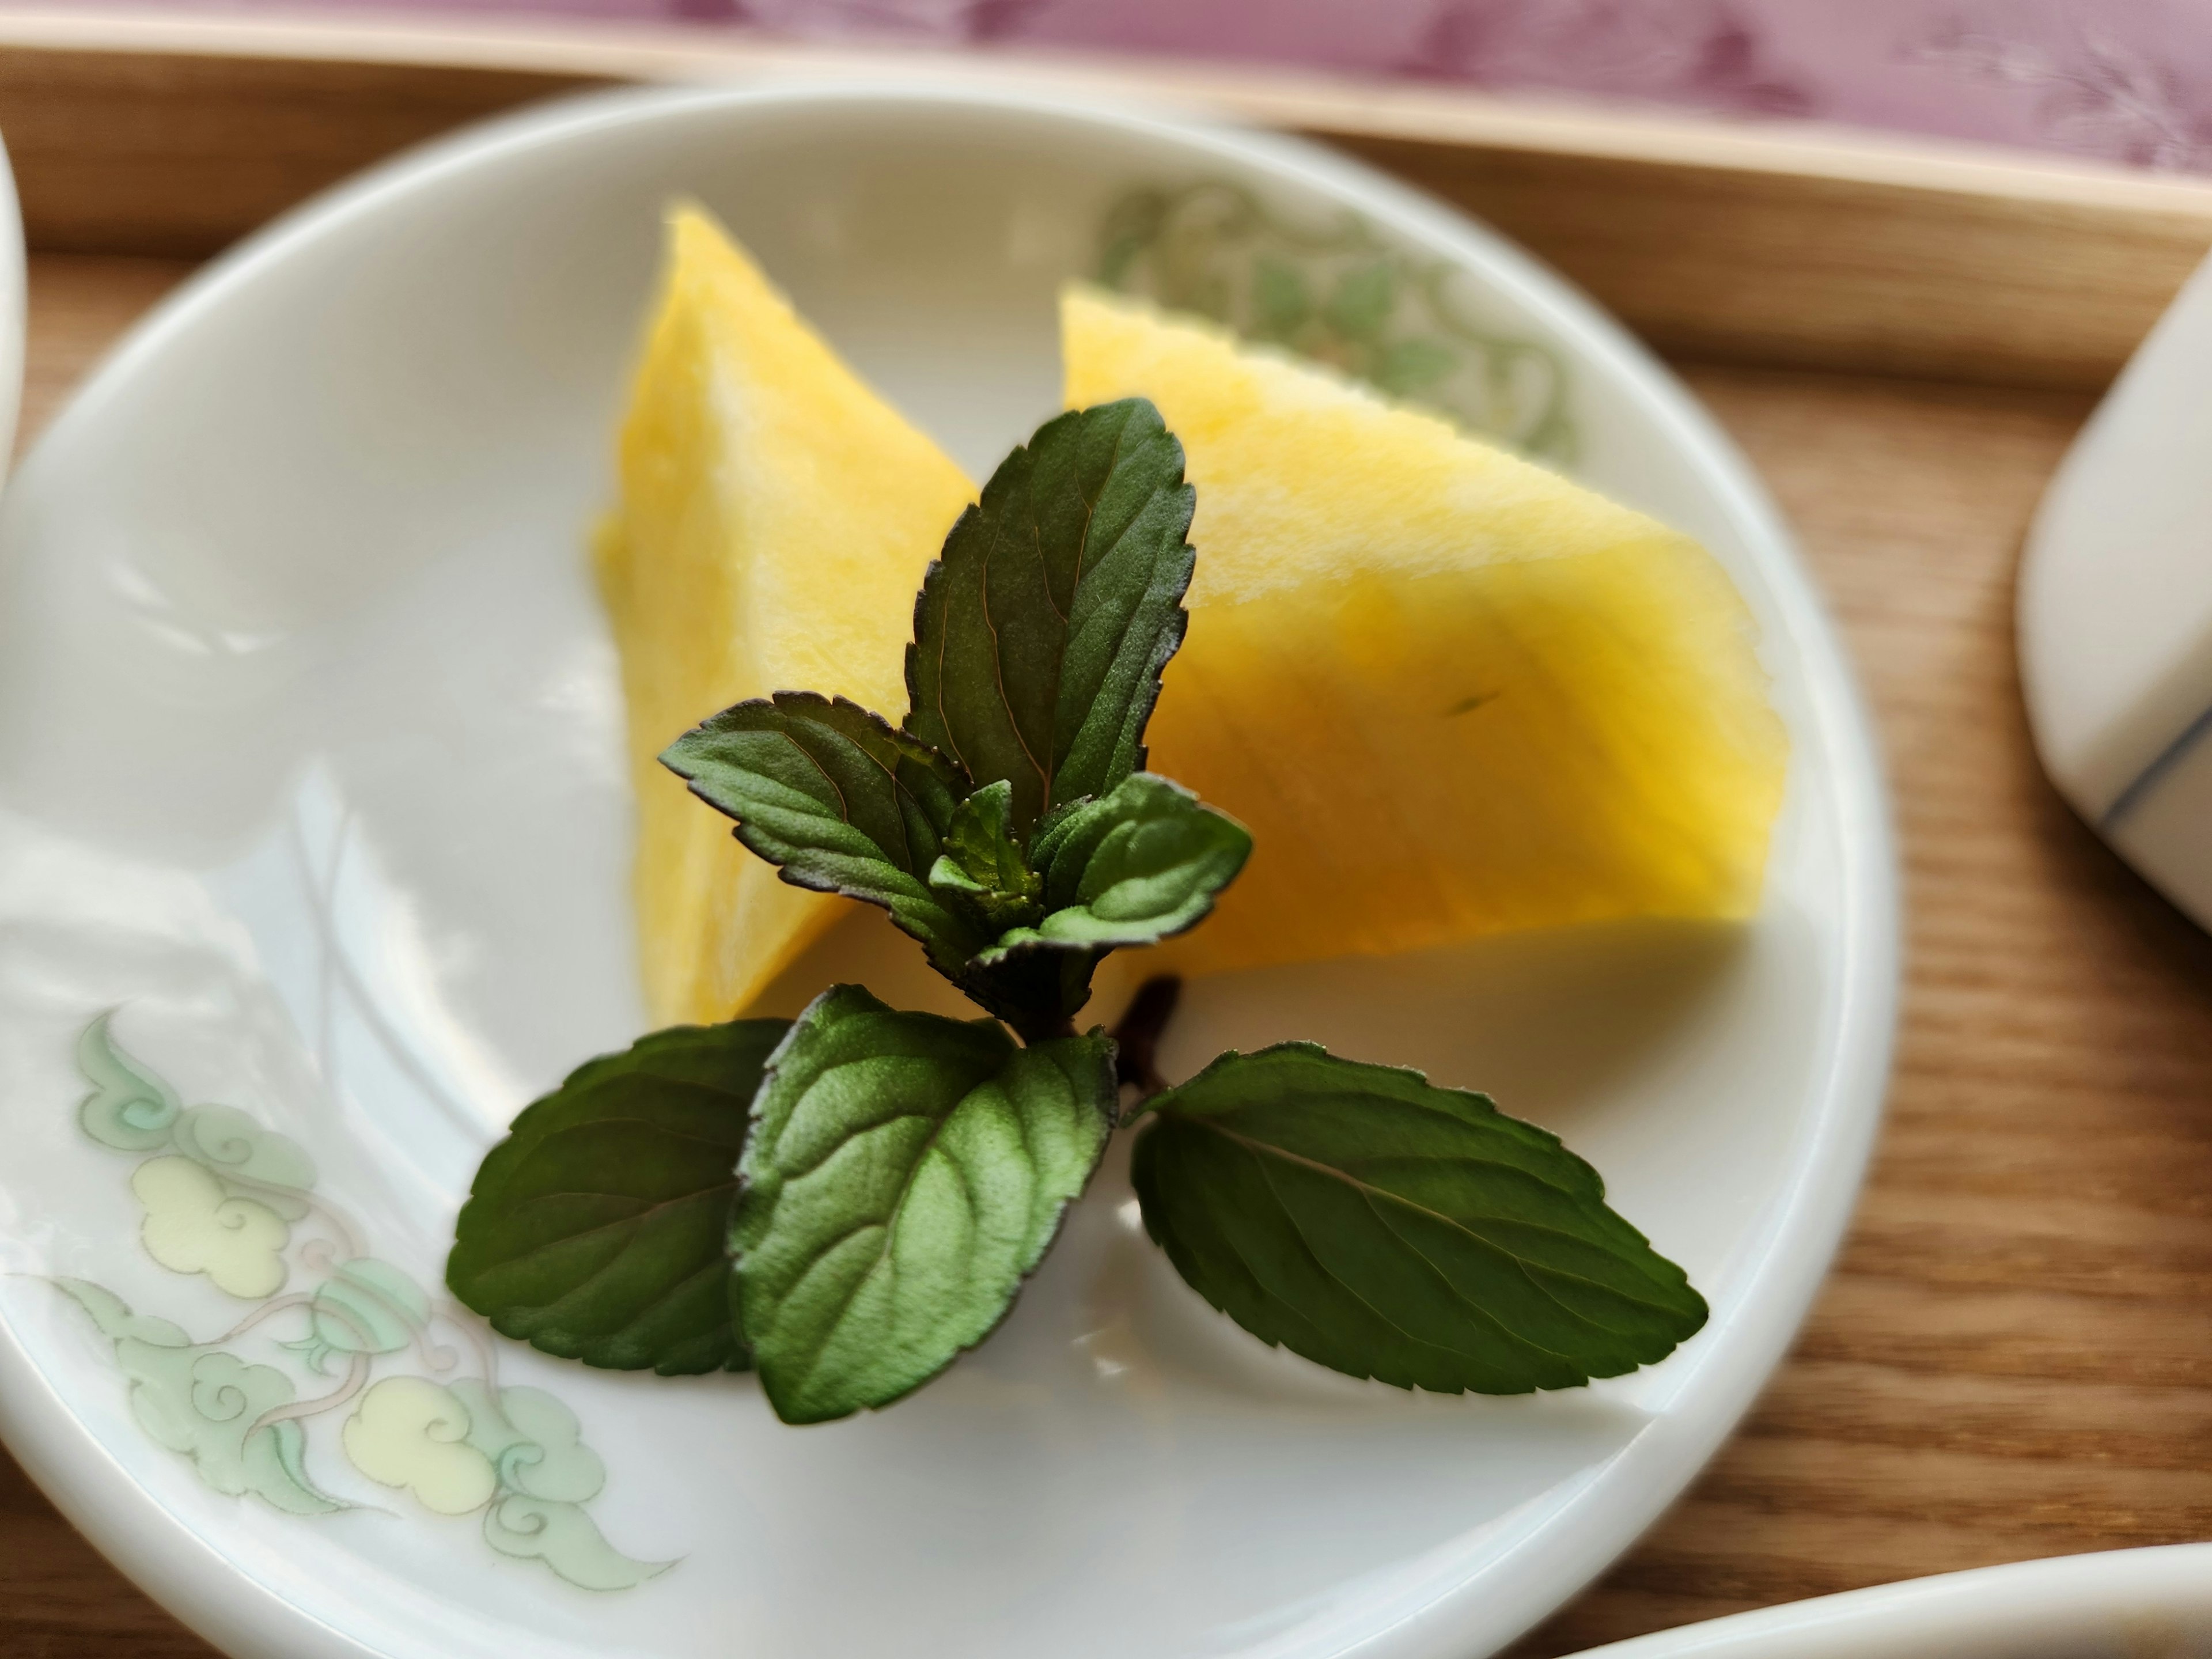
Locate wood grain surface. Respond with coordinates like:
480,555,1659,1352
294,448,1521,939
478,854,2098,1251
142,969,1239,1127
3,10,2211,390
5,245,2209,1659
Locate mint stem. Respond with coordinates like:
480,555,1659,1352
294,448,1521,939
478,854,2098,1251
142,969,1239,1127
1112,976,1181,1103
1007,1009,1079,1045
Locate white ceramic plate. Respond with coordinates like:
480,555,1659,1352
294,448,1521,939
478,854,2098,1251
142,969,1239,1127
1577,1544,2212,1659
0,82,1896,1659
0,132,22,471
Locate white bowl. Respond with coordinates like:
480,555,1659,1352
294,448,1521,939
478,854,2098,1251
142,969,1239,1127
1576,1544,2212,1659
0,131,22,471
0,81,1896,1659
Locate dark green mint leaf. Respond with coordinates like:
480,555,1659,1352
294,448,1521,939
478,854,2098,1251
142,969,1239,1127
661,692,987,972
927,779,1044,934
982,773,1249,960
732,984,1117,1423
447,1020,788,1375
1130,1044,1707,1394
904,399,1196,839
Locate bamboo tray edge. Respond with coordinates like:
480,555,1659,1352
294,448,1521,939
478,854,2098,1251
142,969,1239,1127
0,6,2205,389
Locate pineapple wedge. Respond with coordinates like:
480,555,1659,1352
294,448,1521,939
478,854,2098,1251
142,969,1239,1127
1062,285,1788,976
597,209,974,1024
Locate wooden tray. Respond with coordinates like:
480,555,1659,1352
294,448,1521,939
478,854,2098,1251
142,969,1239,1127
5,13,2212,1657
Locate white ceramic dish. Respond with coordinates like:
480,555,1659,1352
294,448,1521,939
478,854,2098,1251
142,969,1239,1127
0,81,1895,1659
2019,245,2212,934
1578,1544,2212,1659
0,132,23,472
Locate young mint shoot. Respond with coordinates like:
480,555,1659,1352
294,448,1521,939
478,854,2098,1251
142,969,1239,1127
448,397,1708,1425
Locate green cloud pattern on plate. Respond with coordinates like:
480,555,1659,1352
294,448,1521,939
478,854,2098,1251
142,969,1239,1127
55,1012,669,1593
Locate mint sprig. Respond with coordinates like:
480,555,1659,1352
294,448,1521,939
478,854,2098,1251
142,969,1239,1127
449,396,1709,1425
657,400,1211,1043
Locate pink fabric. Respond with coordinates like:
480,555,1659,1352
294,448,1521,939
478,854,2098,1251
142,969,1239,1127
162,0,2212,172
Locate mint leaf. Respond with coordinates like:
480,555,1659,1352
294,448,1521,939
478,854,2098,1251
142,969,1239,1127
904,399,1196,839
661,692,987,971
927,779,1044,933
984,773,1249,959
447,1020,787,1375
732,984,1116,1423
1130,1044,1707,1393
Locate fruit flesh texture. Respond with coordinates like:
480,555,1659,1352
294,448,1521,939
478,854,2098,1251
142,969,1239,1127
1060,285,1788,976
596,208,975,1024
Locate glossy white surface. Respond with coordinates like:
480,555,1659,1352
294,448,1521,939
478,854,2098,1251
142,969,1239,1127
0,83,1896,1659
1571,1544,2212,1659
2020,248,2212,928
0,134,22,471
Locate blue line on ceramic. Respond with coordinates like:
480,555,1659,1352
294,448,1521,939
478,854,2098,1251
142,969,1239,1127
2101,698,2212,830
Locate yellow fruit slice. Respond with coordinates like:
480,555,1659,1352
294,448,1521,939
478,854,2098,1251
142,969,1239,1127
596,208,975,1024
1061,285,1787,976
